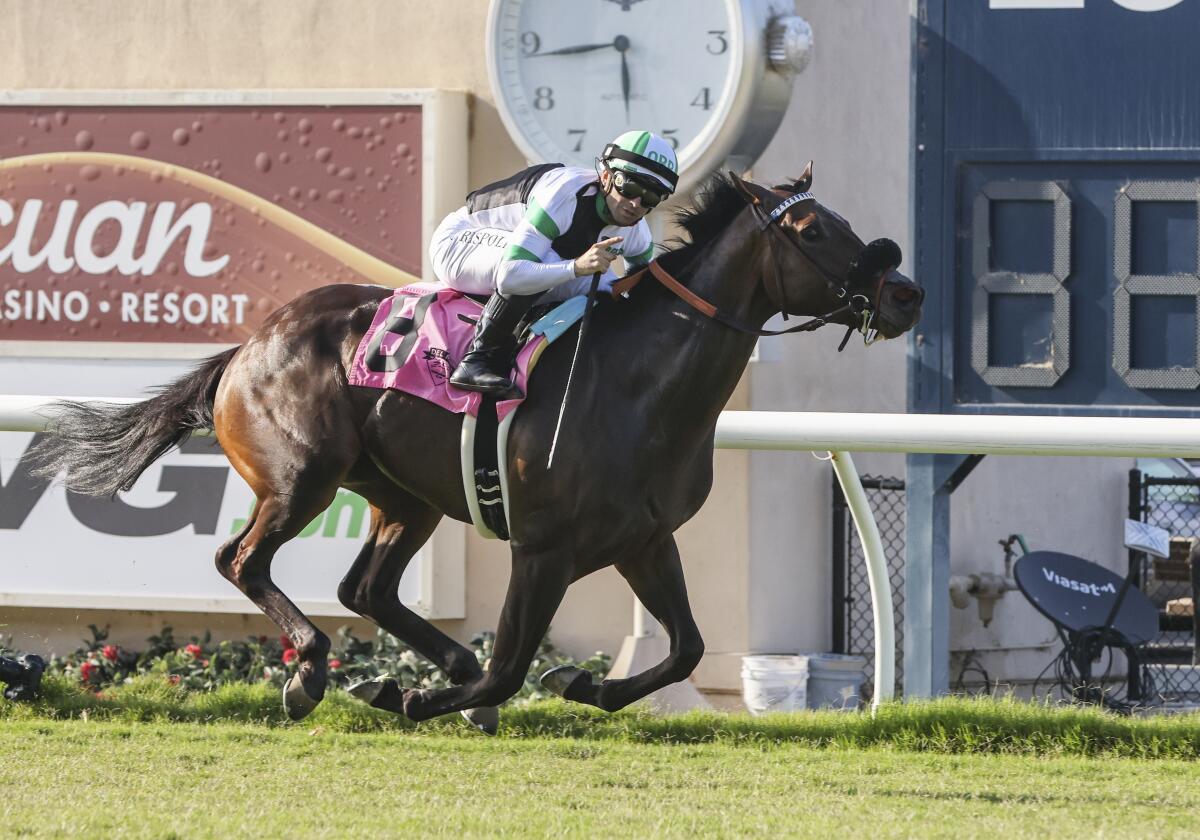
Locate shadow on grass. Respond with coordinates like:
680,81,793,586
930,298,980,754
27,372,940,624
4,675,1200,759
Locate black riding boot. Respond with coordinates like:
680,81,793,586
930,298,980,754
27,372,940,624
449,292,541,394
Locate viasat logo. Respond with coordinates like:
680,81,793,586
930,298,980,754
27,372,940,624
1041,567,1117,597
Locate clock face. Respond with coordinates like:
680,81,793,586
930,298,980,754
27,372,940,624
488,0,742,173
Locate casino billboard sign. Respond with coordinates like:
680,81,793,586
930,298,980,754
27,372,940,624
0,91,467,617
0,90,466,355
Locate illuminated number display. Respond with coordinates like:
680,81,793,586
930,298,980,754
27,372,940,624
957,164,1200,410
1112,181,1200,390
970,181,1072,388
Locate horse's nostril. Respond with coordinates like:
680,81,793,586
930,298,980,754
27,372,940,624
893,287,920,305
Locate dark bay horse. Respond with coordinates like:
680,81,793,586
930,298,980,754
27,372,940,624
30,167,922,731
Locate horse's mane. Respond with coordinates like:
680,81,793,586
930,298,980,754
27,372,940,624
657,172,747,270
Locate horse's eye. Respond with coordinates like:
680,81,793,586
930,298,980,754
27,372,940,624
801,225,821,242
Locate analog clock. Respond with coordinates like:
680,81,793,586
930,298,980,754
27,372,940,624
485,0,812,194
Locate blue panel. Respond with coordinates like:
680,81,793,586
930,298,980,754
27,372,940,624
989,294,1054,367
912,0,1200,417
1132,296,1195,369
952,158,1200,413
1133,202,1197,276
992,200,1054,274
944,1,1200,152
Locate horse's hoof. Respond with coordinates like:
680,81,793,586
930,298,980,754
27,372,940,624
282,672,322,721
348,677,410,716
347,677,388,705
460,706,499,736
540,665,594,702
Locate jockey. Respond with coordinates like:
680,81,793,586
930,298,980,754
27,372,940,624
431,130,679,394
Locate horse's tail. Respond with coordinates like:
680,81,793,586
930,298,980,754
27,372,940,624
27,347,239,497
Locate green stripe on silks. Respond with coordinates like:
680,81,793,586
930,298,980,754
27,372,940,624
595,192,615,225
631,131,650,155
628,243,654,265
503,244,542,262
525,199,560,240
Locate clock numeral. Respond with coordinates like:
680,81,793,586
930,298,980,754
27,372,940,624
520,31,541,56
691,88,712,111
567,129,587,153
533,87,555,111
706,31,728,55
661,129,679,150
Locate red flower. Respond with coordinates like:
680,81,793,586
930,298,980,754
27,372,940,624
168,675,181,685
184,644,203,658
80,662,96,682
201,659,210,667
328,659,342,670
101,645,119,662
282,648,299,665
279,634,295,651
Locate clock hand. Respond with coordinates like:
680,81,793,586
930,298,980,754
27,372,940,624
604,0,647,9
530,41,615,57
615,35,631,123
620,54,631,122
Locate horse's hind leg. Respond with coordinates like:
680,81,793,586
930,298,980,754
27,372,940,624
397,545,574,722
335,491,495,731
542,535,705,712
214,486,343,720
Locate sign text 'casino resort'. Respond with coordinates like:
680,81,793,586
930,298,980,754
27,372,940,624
0,197,247,325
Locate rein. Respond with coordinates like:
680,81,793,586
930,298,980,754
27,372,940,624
610,179,889,347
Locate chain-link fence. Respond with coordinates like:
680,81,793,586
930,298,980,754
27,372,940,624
1131,470,1200,703
831,472,906,700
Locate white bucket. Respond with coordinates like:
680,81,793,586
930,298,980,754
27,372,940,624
805,653,866,710
740,654,808,715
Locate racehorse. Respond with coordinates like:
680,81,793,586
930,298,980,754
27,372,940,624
29,166,923,732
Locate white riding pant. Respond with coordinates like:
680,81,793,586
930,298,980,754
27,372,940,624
429,207,614,304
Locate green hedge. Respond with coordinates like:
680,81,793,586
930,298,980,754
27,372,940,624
1,623,609,700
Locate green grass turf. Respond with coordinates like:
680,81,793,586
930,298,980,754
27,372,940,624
2,716,1199,839
6,676,1200,758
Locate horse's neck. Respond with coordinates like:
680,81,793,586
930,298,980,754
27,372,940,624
685,210,778,328
633,216,772,430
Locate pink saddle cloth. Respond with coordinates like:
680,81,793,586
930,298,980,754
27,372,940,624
348,284,547,421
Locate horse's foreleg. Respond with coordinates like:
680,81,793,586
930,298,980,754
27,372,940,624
398,546,573,723
543,535,705,712
214,492,338,720
336,498,495,729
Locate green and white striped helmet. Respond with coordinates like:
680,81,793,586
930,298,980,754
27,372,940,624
601,130,679,194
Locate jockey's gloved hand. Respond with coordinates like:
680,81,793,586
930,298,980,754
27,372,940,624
573,236,624,277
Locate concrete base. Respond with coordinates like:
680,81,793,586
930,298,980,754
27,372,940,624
607,633,712,713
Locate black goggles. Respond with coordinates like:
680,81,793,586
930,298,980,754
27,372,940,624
610,169,669,208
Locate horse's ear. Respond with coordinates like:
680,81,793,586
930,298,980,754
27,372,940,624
727,170,761,205
794,161,813,193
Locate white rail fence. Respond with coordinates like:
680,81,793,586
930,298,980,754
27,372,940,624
5,396,1200,710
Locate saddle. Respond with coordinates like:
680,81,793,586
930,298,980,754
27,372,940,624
348,285,588,540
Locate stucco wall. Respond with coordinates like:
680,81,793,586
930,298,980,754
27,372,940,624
0,0,753,691
746,0,913,666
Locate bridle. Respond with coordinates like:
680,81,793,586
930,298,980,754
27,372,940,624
611,178,896,350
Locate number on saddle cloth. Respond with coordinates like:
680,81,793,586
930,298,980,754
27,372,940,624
363,292,438,374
